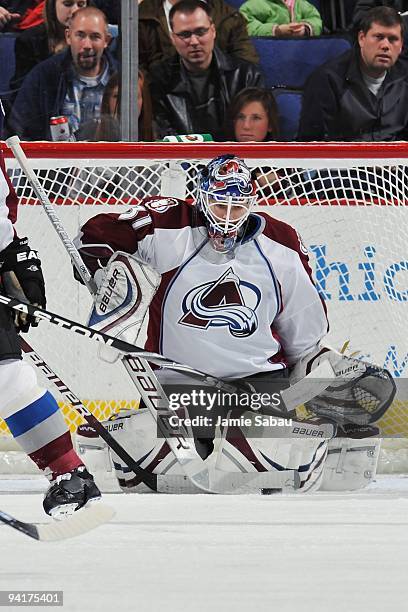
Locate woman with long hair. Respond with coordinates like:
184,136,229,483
90,70,155,142
9,0,87,93
70,70,158,200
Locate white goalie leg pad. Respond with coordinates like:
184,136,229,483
0,359,44,419
319,437,381,491
215,413,333,493
89,408,203,493
87,251,161,363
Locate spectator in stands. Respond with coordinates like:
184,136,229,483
225,87,279,141
150,0,264,140
82,70,155,141
6,6,116,140
139,0,258,69
353,1,408,29
240,0,322,37
352,0,408,59
298,6,408,141
9,0,88,95
225,87,284,194
0,0,44,31
69,72,160,201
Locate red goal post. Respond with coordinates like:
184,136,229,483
0,141,407,469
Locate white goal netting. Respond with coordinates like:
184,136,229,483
0,142,407,475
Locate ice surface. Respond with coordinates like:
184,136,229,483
1,476,408,612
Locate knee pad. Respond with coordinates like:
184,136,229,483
0,359,44,419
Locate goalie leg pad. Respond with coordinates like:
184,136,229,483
215,413,332,493
320,437,381,491
86,409,198,493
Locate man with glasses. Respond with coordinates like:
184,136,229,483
139,0,258,69
150,0,264,140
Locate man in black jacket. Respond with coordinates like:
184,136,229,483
149,0,264,140
298,6,408,141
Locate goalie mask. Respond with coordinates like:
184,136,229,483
196,155,258,253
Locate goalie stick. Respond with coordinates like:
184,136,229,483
5,135,212,494
0,504,115,541
0,293,305,493
16,339,300,494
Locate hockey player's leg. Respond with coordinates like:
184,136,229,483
289,345,393,491
0,357,101,517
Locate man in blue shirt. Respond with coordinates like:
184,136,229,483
6,6,116,140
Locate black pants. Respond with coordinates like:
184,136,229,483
0,301,21,361
164,368,291,459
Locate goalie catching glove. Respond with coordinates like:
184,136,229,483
290,346,396,428
0,237,46,332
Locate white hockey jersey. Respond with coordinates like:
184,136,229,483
78,197,328,378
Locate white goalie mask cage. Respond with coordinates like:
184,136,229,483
196,155,258,253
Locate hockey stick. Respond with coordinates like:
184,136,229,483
20,337,160,492
2,270,162,492
1,294,302,493
17,339,301,495
0,504,115,541
5,136,211,494
0,293,336,421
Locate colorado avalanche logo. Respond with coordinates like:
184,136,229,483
178,268,260,337
144,198,179,213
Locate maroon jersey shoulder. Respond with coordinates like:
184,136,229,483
137,196,195,230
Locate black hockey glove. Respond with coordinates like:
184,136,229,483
0,237,46,332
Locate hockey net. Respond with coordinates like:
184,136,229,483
0,142,407,476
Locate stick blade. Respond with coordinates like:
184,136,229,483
37,503,115,542
0,504,115,542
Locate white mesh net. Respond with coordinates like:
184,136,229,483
0,142,407,474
